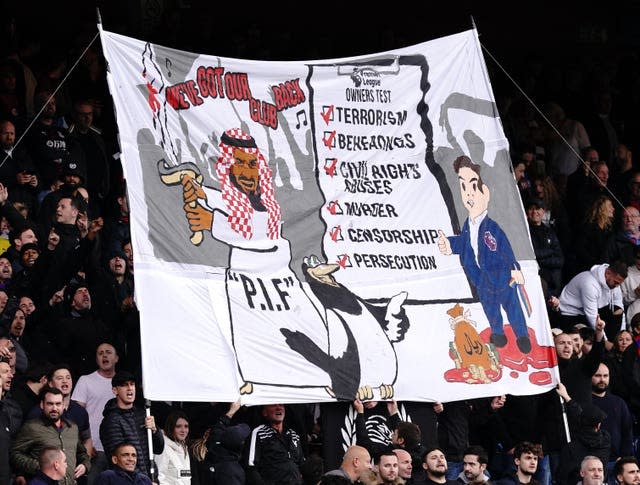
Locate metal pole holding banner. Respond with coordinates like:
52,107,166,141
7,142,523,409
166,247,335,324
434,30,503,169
145,399,157,480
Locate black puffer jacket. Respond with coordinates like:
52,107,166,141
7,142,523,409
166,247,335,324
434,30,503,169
99,398,164,478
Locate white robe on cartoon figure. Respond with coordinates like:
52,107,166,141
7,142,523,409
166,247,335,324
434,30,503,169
201,186,332,389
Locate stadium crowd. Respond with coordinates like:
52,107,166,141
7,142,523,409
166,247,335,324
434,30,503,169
4,4,640,485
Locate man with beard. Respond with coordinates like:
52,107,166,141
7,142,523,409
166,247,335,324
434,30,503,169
0,255,13,294
247,404,305,485
392,449,413,484
11,386,90,485
73,343,119,485
591,362,633,477
26,366,92,456
457,446,490,484
27,91,82,173
495,442,540,485
613,457,640,485
99,371,163,480
421,447,458,485
374,452,401,485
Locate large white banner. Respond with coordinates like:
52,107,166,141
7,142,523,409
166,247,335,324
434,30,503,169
100,27,558,404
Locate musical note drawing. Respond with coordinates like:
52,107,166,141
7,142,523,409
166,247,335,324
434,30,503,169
295,109,308,129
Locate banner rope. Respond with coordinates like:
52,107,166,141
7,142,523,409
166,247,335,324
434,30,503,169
0,31,100,170
480,42,627,214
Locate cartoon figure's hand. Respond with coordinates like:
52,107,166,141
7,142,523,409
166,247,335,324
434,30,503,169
182,175,206,204
185,203,213,232
510,270,525,285
437,230,452,255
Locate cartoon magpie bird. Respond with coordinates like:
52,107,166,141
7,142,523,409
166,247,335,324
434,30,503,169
281,255,409,400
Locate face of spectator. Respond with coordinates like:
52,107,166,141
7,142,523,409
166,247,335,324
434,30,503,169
74,103,94,132
526,205,545,225
123,242,133,271
18,296,35,316
623,207,640,232
595,164,609,186
112,445,137,472
463,454,486,481
554,334,573,360
17,228,38,250
0,361,12,392
0,258,12,281
109,256,126,276
0,70,16,92
570,332,583,356
604,269,625,289
533,179,545,198
631,175,640,200
516,452,538,476
71,287,91,312
423,450,447,478
393,449,412,479
96,343,118,373
514,163,526,182
0,291,8,314
174,417,189,442
42,96,56,118
618,462,640,485
55,198,78,225
581,458,604,485
0,338,16,369
585,149,600,164
592,363,610,394
21,247,39,269
262,404,285,424
113,380,136,406
616,331,633,353
602,199,615,219
9,309,25,338
0,122,15,150
41,391,64,421
49,368,73,397
376,455,398,483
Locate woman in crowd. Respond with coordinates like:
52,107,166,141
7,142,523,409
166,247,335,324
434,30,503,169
156,410,199,485
570,195,616,277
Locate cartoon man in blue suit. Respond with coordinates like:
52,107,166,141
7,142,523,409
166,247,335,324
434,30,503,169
437,155,532,354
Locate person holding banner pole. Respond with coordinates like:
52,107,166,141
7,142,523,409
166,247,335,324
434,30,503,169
99,371,163,481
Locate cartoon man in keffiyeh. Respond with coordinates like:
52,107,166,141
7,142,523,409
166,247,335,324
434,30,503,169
181,128,331,394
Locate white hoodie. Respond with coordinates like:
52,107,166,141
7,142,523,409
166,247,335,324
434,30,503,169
559,263,624,328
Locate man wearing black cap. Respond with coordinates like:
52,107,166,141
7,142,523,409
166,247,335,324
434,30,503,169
526,197,564,297
99,371,163,480
54,280,112,378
